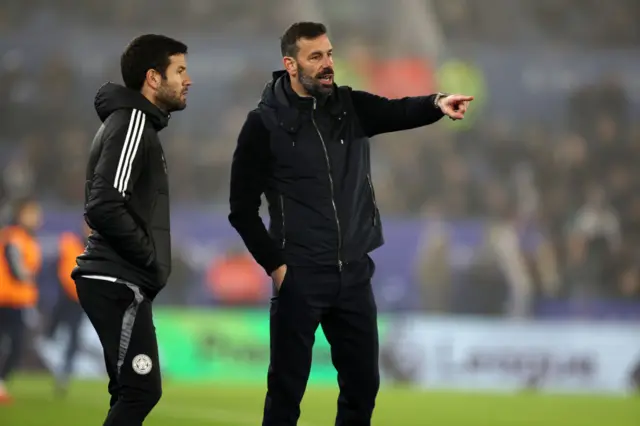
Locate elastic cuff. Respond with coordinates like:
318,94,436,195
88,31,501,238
262,252,286,276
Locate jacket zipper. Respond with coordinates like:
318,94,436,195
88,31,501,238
367,174,378,226
312,98,343,271
279,194,286,248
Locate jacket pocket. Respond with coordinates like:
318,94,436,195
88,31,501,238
366,174,378,226
150,191,171,282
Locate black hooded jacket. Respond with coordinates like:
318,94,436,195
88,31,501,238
72,83,172,298
229,71,444,275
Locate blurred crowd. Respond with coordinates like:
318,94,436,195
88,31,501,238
432,0,640,47
0,0,293,32
411,76,640,315
1,0,639,314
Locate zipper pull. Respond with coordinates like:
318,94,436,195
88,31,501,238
338,260,343,271
313,98,317,110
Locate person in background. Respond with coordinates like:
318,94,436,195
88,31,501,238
45,221,91,396
0,197,43,404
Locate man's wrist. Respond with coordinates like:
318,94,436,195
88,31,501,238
267,263,286,276
433,92,450,110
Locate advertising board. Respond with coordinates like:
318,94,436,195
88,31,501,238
379,316,640,394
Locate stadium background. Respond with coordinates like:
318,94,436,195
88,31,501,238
2,0,640,424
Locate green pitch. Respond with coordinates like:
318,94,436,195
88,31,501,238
3,374,638,425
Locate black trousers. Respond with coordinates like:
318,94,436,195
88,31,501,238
0,307,25,382
263,256,380,426
75,277,161,426
47,295,84,378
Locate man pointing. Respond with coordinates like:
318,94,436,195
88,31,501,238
229,22,473,426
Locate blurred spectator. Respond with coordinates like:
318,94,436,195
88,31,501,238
565,184,621,298
414,204,452,312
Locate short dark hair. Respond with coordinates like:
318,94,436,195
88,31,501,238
280,22,327,58
120,34,188,91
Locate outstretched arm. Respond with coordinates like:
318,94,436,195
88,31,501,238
351,90,474,137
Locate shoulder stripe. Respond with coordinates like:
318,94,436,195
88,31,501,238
113,109,139,194
120,112,146,196
113,109,145,196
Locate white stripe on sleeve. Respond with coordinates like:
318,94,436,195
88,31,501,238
120,112,146,195
113,109,145,196
113,109,139,194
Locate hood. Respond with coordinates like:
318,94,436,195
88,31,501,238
260,70,300,110
94,82,170,131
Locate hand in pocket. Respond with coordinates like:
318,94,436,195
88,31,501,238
271,264,288,291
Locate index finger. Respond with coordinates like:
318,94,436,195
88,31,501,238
451,95,474,102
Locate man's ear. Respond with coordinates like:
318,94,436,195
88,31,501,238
145,69,162,90
283,57,297,76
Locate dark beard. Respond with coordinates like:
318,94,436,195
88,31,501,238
156,85,186,113
297,66,334,99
